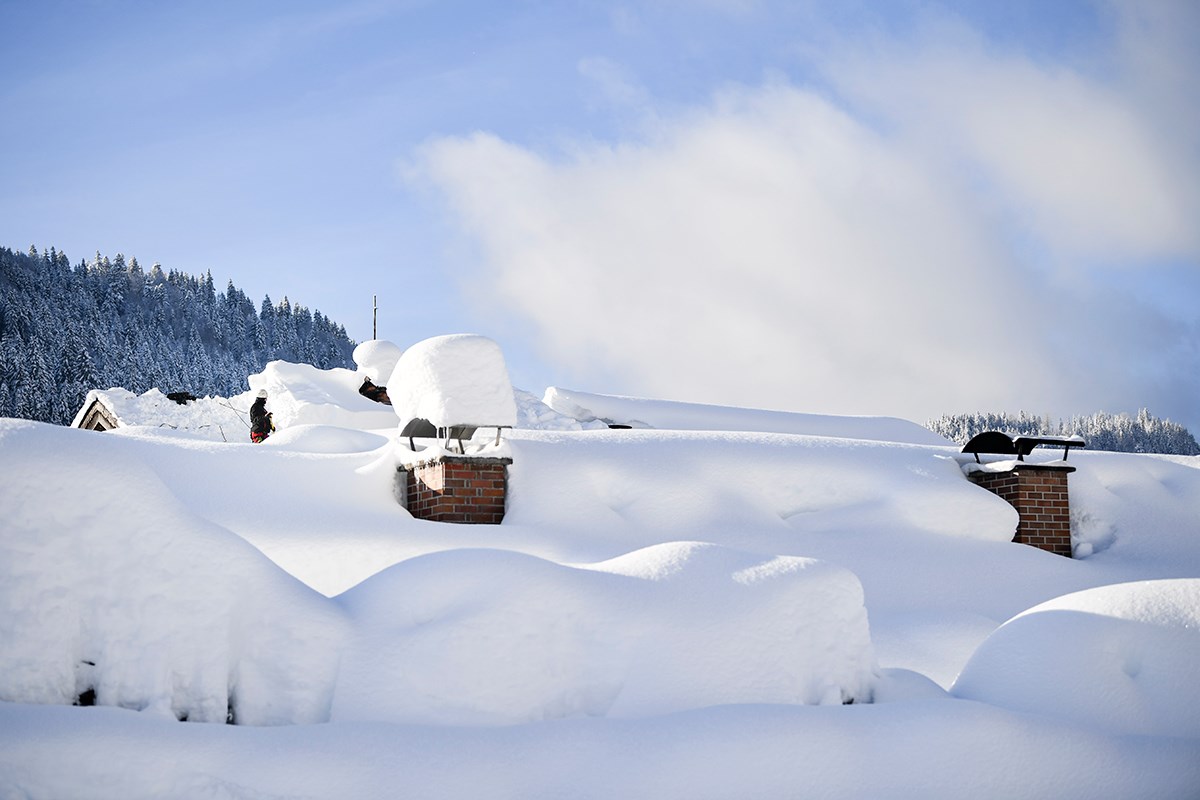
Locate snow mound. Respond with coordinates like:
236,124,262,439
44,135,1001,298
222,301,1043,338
1067,451,1200,560
0,419,348,725
352,339,403,383
388,334,518,429
245,360,396,431
951,578,1200,737
505,431,1017,545
332,543,877,725
71,388,248,442
543,387,952,445
514,388,604,431
262,424,390,454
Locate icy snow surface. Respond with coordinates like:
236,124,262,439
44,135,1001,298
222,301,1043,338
5,368,1200,797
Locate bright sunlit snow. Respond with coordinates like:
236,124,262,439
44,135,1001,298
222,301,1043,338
3,344,1200,797
389,333,518,430
544,386,953,445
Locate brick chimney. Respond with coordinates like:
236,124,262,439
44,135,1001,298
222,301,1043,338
402,455,511,524
968,463,1074,557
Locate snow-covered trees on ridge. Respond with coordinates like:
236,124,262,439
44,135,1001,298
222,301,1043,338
0,245,355,424
927,409,1199,456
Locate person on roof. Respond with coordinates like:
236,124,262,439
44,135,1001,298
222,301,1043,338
250,389,275,443
358,376,392,405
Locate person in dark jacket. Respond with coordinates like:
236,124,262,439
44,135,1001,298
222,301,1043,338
250,389,275,443
358,376,392,405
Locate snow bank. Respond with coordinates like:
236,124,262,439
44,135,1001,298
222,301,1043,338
543,387,953,445
262,424,390,454
388,334,518,429
514,387,604,431
69,360,401,443
6,381,1200,797
71,388,249,442
352,339,403,383
4,698,1199,800
0,419,348,725
1067,451,1200,561
952,578,1200,737
589,542,878,715
504,430,1016,549
245,360,396,431
332,543,876,725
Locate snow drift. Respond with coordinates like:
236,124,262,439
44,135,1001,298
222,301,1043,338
246,360,396,431
333,543,877,725
952,578,1200,737
71,388,249,442
0,420,347,725
543,387,953,445
7,354,1200,798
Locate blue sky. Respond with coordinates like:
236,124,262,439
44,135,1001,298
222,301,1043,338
2,0,1197,430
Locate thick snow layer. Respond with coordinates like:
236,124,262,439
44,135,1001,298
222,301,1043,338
4,389,1200,797
333,543,876,725
388,334,518,429
0,420,347,725
245,359,397,431
951,578,1200,737
504,430,1019,555
71,388,250,442
262,423,390,454
514,387,604,431
352,339,404,384
544,386,953,445
1066,450,1200,561
2,699,1198,799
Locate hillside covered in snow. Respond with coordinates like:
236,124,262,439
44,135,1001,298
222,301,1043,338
2,339,1199,798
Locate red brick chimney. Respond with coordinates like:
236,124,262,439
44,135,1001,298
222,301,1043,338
402,455,511,524
968,463,1074,557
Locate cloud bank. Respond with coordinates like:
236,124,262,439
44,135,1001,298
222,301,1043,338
415,4,1199,427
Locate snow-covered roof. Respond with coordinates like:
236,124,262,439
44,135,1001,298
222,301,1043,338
68,353,585,444
7,374,1200,796
246,360,396,431
71,388,250,441
543,387,953,446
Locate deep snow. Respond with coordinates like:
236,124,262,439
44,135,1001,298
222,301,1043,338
4,345,1200,798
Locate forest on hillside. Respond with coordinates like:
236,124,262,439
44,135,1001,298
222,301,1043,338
927,409,1200,456
2,245,1196,457
0,246,356,425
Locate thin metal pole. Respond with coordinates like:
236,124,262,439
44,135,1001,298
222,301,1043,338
373,294,377,340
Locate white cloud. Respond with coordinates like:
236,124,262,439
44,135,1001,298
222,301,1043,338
822,14,1200,263
414,9,1200,427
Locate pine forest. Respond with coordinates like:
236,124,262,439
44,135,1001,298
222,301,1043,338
2,244,1197,456
926,409,1200,456
0,245,356,425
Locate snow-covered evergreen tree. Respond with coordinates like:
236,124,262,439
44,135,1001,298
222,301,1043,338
0,245,358,424
926,409,1199,456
